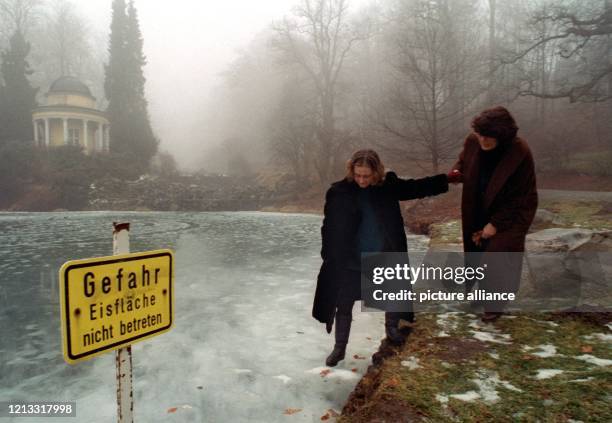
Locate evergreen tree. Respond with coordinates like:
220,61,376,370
125,0,157,162
104,0,157,172
0,30,38,144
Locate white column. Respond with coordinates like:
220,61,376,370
63,118,68,145
96,123,102,151
33,120,39,146
83,120,88,150
105,125,110,152
44,118,50,147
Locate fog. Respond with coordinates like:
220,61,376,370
73,0,371,170
77,0,294,170
2,0,610,184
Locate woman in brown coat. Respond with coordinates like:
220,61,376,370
452,106,538,321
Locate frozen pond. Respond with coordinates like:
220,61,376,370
0,212,428,422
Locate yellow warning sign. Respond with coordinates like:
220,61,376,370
59,250,174,364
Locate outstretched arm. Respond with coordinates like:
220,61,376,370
385,171,449,201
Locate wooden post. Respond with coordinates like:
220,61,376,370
113,222,133,423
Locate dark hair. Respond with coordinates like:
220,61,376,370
471,106,518,144
345,149,385,185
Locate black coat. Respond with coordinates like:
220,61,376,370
312,171,449,325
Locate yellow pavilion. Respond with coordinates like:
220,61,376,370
32,76,110,153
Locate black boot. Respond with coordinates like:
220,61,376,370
385,325,405,346
325,344,346,367
385,312,407,346
326,314,351,366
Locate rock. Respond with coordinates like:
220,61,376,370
526,228,612,252
531,208,562,230
519,229,612,311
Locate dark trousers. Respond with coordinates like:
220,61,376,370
334,300,414,346
334,296,354,346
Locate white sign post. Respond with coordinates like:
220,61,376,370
113,222,133,423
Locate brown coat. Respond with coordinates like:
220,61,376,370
454,134,538,253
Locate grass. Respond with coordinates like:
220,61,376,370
341,313,612,422
429,220,463,246
427,200,612,244
565,151,612,177
538,200,612,231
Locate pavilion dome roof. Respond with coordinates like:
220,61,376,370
49,76,94,98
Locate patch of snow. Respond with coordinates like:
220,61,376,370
232,369,252,374
437,331,450,337
583,333,612,342
450,391,480,402
535,369,564,380
488,352,500,360
469,320,499,331
471,330,512,344
575,354,612,367
472,379,500,402
450,371,521,404
570,377,594,383
436,313,460,334
401,357,421,370
532,344,557,358
435,394,449,404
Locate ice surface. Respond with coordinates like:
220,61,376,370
0,212,430,422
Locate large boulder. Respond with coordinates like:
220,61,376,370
519,229,612,311
530,208,563,231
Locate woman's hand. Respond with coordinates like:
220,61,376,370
472,230,483,246
481,223,497,239
447,169,463,184
472,223,497,246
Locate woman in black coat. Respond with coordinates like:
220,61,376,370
312,149,456,366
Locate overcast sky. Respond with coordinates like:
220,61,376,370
76,0,369,170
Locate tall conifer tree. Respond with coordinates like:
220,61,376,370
0,30,38,144
104,0,157,171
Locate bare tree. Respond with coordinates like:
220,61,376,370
506,0,612,102
42,0,89,76
376,0,484,173
269,78,317,188
272,0,369,184
0,0,40,42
